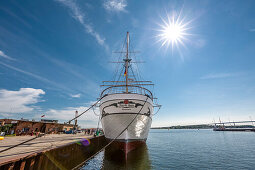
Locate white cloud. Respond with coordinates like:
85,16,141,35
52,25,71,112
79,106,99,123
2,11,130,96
0,88,45,113
0,50,15,60
103,0,127,12
70,93,81,98
55,0,108,48
200,73,240,79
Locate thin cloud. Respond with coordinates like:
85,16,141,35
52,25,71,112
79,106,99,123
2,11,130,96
0,50,15,60
0,28,99,98
47,57,99,97
0,61,74,94
0,7,32,29
192,39,206,48
249,28,255,32
103,0,127,12
55,0,108,49
0,88,45,113
70,93,81,98
0,61,51,82
0,113,12,118
200,73,240,79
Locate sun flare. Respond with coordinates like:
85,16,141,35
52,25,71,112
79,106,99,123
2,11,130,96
164,24,182,42
157,13,191,50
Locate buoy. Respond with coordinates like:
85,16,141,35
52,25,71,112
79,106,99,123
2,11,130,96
0,136,4,140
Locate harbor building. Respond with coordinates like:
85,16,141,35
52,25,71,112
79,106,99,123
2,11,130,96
0,119,74,135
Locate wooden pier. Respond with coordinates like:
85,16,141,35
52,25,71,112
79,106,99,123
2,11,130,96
0,134,106,169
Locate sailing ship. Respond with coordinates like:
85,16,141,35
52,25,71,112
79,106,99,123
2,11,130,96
99,32,159,154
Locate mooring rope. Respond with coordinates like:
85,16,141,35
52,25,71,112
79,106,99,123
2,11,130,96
0,98,103,154
66,98,103,124
72,97,149,170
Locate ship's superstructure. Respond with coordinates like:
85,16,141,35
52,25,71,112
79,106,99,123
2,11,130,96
99,32,158,154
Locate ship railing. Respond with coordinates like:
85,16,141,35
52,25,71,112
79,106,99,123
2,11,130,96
100,85,153,100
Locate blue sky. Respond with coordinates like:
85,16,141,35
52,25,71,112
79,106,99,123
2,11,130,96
0,0,255,127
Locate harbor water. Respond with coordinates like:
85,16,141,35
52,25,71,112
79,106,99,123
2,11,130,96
82,129,255,169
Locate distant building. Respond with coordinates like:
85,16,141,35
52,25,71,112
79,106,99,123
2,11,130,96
0,119,74,135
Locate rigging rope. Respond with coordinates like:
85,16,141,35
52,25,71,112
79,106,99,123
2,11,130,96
152,105,162,116
113,33,127,86
72,97,149,170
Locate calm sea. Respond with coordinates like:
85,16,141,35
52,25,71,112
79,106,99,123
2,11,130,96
82,129,255,169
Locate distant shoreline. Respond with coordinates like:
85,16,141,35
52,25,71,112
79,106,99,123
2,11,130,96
151,125,213,129
151,124,254,129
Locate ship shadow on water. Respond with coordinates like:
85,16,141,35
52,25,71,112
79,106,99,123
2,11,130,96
22,136,151,169
102,142,152,170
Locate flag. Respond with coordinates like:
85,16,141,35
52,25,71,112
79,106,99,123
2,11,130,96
124,70,127,76
124,99,129,104
41,114,45,118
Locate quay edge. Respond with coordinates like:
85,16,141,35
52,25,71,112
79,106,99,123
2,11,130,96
0,135,106,170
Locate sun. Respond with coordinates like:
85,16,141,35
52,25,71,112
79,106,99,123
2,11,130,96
164,23,182,42
157,13,191,50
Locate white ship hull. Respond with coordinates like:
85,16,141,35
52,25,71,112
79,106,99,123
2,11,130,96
100,93,153,141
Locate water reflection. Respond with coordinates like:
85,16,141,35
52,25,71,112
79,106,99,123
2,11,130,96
102,143,152,170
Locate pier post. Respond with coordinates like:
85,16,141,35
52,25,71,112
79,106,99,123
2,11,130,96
19,160,26,170
29,157,35,170
36,155,43,170
7,162,15,170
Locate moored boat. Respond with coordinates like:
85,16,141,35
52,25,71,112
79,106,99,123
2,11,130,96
99,32,159,155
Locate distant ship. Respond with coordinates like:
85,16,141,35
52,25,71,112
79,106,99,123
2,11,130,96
99,32,159,156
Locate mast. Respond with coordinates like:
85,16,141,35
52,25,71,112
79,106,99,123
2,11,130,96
100,32,155,100
125,32,129,93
